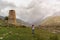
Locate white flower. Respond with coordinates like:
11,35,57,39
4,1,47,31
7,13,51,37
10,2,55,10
0,37,4,39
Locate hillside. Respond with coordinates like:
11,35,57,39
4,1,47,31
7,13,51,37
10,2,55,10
0,16,60,40
41,16,60,26
40,16,60,33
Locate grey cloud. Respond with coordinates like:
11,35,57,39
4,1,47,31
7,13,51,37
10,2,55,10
1,0,60,24
0,0,16,16
0,0,16,9
24,0,60,23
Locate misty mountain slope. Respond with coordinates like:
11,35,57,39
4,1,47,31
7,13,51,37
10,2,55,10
41,16,60,26
40,16,60,33
0,16,5,20
16,19,31,26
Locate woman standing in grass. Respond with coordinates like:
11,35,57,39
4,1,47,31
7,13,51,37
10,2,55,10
32,25,35,34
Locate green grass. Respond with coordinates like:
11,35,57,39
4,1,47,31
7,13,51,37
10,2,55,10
0,27,59,40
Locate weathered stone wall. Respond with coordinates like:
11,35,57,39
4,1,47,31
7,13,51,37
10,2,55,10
8,10,16,25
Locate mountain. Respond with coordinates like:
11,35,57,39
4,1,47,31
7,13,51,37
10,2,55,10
40,16,60,26
16,19,31,27
39,16,60,33
0,16,5,20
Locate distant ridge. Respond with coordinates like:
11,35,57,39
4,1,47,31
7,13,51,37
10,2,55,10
0,16,5,20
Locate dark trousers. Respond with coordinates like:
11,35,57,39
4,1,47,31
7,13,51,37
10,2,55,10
32,29,34,34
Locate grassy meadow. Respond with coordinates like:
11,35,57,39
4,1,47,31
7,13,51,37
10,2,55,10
0,27,59,40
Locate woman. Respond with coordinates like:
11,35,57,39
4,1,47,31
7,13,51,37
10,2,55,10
32,25,35,34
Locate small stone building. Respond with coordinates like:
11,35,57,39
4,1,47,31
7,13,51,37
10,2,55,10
8,10,16,25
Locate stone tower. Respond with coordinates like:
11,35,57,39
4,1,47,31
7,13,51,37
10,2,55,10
8,10,16,25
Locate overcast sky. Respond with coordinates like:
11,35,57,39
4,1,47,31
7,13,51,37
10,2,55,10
0,0,60,24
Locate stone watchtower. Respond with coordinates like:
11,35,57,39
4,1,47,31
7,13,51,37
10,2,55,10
8,10,16,25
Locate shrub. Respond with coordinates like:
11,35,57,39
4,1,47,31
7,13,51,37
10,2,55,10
20,25,26,28
49,34,59,40
4,16,8,20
